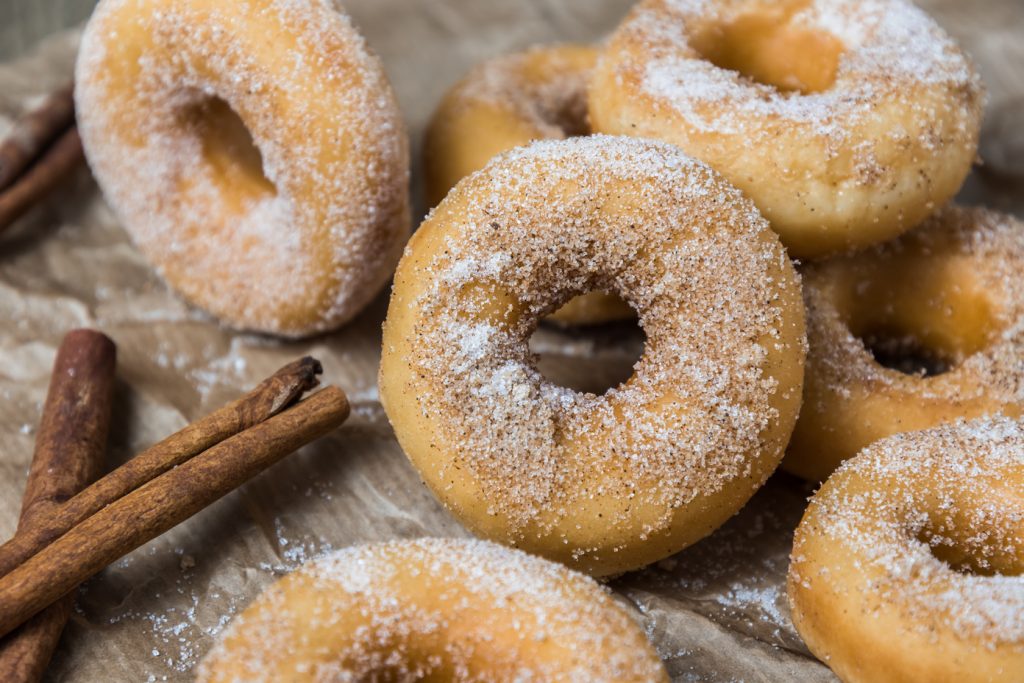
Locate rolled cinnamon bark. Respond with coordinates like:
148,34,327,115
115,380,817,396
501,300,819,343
0,126,84,235
0,386,350,641
0,82,75,192
0,356,323,577
0,329,116,683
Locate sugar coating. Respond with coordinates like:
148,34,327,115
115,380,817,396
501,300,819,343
442,43,594,138
424,44,636,327
790,416,1024,647
803,206,1024,403
75,0,410,336
389,135,804,563
196,538,668,681
591,0,984,260
627,0,981,140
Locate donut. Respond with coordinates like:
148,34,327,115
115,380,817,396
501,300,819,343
379,135,806,576
75,0,410,336
425,43,632,326
425,43,596,208
788,417,1024,682
197,538,670,681
589,0,984,259
784,206,1024,482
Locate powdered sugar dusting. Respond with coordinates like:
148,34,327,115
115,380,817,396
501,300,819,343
75,0,409,336
197,538,668,681
791,416,1024,647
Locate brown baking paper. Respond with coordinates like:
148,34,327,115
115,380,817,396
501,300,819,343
1,1,1022,680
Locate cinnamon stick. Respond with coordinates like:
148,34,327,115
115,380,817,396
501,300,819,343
0,126,84,236
0,386,349,640
0,356,323,578
0,83,75,191
0,329,115,682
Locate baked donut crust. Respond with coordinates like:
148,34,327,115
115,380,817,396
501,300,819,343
785,206,1024,481
197,538,669,682
380,136,806,576
425,43,596,209
788,417,1024,683
75,0,410,336
425,43,632,326
589,0,984,259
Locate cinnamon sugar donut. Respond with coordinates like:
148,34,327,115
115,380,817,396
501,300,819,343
785,206,1024,482
379,136,806,576
425,44,596,209
788,417,1024,682
197,538,669,682
425,44,632,326
589,0,984,259
75,0,409,336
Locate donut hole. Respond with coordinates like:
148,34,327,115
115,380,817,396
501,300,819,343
520,48,593,139
543,92,591,138
691,5,843,94
525,88,591,142
530,304,645,395
180,96,276,209
916,528,1022,578
858,329,953,377
836,261,998,377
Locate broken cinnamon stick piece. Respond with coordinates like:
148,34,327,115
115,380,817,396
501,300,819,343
0,126,84,236
0,82,75,192
0,329,116,683
0,386,349,641
0,356,323,578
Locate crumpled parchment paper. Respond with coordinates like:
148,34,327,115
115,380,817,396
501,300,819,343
0,1,1021,680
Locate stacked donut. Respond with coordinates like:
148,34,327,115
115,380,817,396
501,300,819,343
408,1,1023,681
384,135,807,576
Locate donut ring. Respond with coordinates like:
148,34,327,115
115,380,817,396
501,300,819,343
788,417,1024,682
379,136,806,576
784,206,1024,482
425,44,596,208
589,0,984,259
197,538,669,682
75,0,410,336
425,44,632,326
